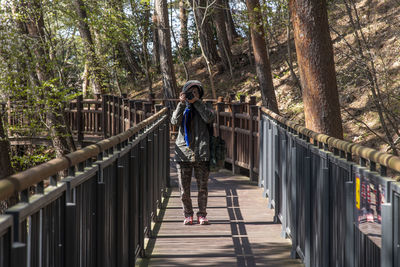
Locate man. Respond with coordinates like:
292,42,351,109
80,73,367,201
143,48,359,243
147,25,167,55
171,80,216,225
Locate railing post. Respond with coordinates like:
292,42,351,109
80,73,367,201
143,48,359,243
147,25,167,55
149,92,155,110
231,103,240,174
117,165,129,267
155,104,163,113
217,101,224,138
102,95,108,138
129,100,135,127
290,145,298,259
249,105,258,182
382,200,393,267
345,181,355,267
123,98,129,131
65,203,77,267
11,242,27,267
166,117,171,188
322,167,330,267
77,95,83,145
135,101,143,123
239,94,246,113
144,102,152,118
229,93,236,103
304,156,312,267
118,96,123,134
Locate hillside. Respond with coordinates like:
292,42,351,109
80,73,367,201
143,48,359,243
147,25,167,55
134,0,400,153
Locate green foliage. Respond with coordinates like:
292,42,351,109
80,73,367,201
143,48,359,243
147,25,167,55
235,91,247,100
11,146,56,172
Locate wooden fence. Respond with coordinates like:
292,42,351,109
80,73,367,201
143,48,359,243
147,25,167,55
0,108,170,267
2,94,261,180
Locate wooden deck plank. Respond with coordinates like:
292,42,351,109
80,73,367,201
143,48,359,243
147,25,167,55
139,163,304,267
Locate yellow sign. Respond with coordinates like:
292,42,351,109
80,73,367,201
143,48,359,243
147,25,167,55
356,177,361,210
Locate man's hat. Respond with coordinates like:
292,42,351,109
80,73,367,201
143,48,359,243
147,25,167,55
182,80,204,99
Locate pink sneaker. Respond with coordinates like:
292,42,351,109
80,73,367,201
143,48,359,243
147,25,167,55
197,216,209,225
366,213,374,223
183,216,193,225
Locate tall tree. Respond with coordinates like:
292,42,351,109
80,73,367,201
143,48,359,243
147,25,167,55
190,0,220,65
214,0,233,77
155,0,178,103
290,0,343,139
0,115,12,180
73,0,107,95
224,0,239,45
0,113,13,212
152,14,161,71
141,2,153,93
21,0,76,157
179,0,189,54
245,0,279,113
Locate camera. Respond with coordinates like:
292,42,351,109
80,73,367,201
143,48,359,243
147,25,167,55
185,91,194,100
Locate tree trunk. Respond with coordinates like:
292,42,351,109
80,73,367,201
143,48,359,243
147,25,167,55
179,0,189,53
0,114,14,212
23,0,76,156
245,0,279,113
286,17,301,94
224,0,239,45
214,0,233,77
155,0,178,104
115,43,138,86
290,0,343,139
73,0,106,95
142,5,153,93
0,115,13,180
82,61,89,97
113,0,143,84
191,0,220,65
152,14,161,72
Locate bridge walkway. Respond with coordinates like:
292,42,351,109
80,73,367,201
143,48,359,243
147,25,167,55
139,158,303,267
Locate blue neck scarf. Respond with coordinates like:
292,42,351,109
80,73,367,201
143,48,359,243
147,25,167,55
182,104,192,146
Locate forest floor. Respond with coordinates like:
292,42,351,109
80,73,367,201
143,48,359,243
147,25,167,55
132,0,400,153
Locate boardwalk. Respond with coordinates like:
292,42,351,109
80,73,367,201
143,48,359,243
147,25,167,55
138,160,304,267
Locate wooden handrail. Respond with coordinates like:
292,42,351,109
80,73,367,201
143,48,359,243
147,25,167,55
261,106,400,173
0,108,168,201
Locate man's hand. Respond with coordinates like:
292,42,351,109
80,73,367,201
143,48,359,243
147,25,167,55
187,89,199,104
179,92,186,103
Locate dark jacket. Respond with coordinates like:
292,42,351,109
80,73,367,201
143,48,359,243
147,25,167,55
171,100,215,162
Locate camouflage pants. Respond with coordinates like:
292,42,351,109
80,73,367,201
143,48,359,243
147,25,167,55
176,161,210,217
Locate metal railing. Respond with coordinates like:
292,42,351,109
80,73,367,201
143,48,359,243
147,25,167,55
260,106,400,267
5,93,400,266
0,108,170,267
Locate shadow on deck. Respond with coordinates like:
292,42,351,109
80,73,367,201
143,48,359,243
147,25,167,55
137,161,304,267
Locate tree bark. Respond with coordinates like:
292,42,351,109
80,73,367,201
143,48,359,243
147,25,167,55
0,114,14,212
142,4,153,93
152,14,161,72
191,0,220,65
214,0,233,76
155,0,178,104
113,0,143,84
245,0,279,113
82,61,89,97
224,0,239,45
0,115,13,180
179,0,189,53
290,0,343,139
23,0,76,157
73,0,106,95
